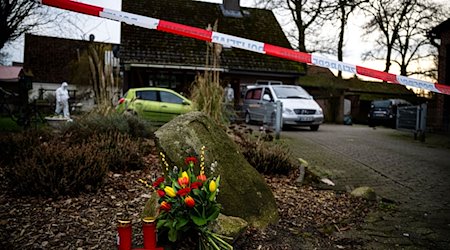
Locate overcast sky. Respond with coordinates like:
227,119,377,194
2,0,448,81
4,0,367,67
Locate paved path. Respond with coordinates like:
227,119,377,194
283,124,450,249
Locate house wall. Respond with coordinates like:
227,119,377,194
30,82,97,113
124,66,298,108
428,25,450,132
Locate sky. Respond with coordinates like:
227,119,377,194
2,0,447,82
3,0,366,67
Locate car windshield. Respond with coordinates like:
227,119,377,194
272,86,311,99
372,100,391,108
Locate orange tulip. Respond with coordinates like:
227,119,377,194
178,176,189,187
160,201,171,212
197,174,207,182
184,196,195,208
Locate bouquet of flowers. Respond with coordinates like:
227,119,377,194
147,146,232,249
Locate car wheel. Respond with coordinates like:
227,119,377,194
310,125,319,131
245,112,251,124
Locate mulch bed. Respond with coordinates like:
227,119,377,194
0,153,373,249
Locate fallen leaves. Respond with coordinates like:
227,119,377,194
0,162,160,249
0,152,373,249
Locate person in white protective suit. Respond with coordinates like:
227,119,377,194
55,82,70,118
224,83,234,104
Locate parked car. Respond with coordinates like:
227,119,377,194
242,83,323,131
116,87,192,123
368,99,412,128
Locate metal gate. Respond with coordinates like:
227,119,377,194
397,103,427,141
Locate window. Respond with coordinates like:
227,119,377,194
160,91,183,104
245,88,262,100
272,86,310,99
263,88,273,101
137,90,158,101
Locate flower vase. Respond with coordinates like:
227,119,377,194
117,219,132,250
142,217,163,250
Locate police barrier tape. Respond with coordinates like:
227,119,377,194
37,0,450,96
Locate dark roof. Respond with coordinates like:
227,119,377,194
121,0,304,74
300,74,416,98
430,18,450,35
24,34,114,83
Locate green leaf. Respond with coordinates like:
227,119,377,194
190,214,207,226
206,207,220,222
192,188,201,196
164,219,172,228
216,176,221,187
209,191,217,201
176,218,189,230
156,219,166,229
168,228,178,242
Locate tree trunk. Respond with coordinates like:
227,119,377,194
337,2,346,79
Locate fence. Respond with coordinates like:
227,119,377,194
262,101,282,139
397,103,427,141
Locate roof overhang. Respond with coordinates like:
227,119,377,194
125,63,303,78
125,63,227,72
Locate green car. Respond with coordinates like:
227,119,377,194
116,87,193,123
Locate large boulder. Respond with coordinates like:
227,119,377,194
351,186,377,201
212,214,248,242
155,111,278,228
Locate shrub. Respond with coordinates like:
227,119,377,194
190,74,226,125
0,129,53,166
90,132,151,172
5,137,109,196
61,111,155,143
230,126,296,175
1,126,152,196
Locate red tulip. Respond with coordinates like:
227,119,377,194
191,181,203,189
152,177,165,187
156,189,165,197
184,196,195,208
177,187,191,197
160,201,171,212
185,156,198,166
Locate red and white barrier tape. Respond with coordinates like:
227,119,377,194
37,0,450,95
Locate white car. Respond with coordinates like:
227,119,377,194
242,83,324,131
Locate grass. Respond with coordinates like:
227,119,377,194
0,117,22,132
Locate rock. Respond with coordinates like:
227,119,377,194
351,186,377,201
320,178,335,186
155,111,279,228
212,214,248,242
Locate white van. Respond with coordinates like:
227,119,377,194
242,84,324,131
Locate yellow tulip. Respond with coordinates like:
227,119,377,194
164,186,177,197
209,180,217,193
181,171,189,179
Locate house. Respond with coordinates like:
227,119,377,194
429,18,450,132
300,67,417,123
120,0,304,104
120,0,422,123
23,34,120,111
0,65,33,109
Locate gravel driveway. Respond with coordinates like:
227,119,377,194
283,124,450,249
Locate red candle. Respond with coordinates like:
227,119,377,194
142,217,164,250
117,220,132,250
